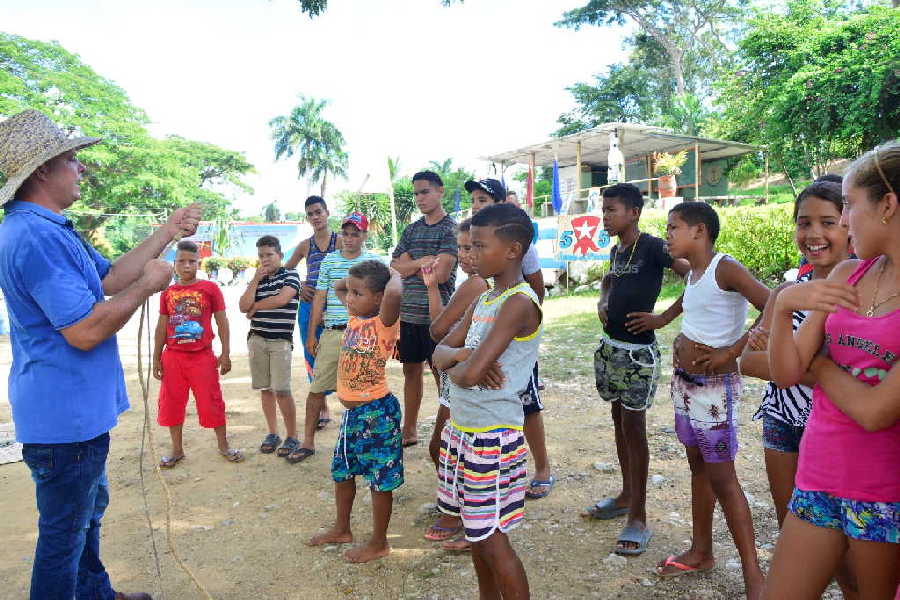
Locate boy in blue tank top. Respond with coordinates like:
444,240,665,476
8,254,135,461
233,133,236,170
432,203,542,600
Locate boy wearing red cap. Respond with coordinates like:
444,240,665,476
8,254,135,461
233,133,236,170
293,212,379,461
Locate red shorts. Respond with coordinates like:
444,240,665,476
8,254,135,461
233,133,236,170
158,348,226,428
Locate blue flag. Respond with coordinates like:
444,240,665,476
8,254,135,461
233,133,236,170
453,188,461,213
551,158,562,214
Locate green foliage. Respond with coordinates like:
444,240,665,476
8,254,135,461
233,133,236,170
715,2,900,178
201,256,226,275
226,256,256,275
639,204,800,283
269,95,347,196
295,0,460,17
653,150,688,175
0,33,252,245
424,158,476,214
263,202,281,222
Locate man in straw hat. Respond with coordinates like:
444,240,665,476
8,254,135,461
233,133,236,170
0,109,202,600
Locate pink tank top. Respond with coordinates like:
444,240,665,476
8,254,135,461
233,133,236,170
797,257,900,502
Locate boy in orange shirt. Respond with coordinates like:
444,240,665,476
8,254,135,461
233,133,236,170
308,260,402,563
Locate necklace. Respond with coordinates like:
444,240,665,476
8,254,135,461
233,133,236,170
611,233,641,277
866,258,900,317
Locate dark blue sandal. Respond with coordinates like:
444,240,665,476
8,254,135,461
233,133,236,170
583,497,629,520
525,475,556,499
276,437,300,457
259,433,281,454
615,525,653,556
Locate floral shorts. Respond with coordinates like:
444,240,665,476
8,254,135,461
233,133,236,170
332,393,404,492
790,488,900,543
671,369,741,463
436,423,528,542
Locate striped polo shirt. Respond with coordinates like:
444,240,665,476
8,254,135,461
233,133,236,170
391,214,457,325
250,267,301,341
316,250,379,327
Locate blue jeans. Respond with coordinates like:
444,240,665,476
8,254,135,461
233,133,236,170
22,432,115,600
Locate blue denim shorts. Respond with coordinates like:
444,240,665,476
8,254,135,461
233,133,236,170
789,488,900,543
762,414,805,453
332,393,404,492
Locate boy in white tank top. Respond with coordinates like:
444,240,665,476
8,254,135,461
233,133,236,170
637,202,769,599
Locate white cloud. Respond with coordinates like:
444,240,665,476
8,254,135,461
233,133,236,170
4,0,630,214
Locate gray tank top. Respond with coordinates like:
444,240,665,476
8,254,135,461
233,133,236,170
448,282,542,432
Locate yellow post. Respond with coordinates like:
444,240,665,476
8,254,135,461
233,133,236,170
575,140,583,212
694,142,701,200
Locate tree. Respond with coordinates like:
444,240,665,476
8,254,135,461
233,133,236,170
557,0,745,98
714,1,900,181
296,0,460,17
0,34,253,244
423,158,476,214
263,201,281,222
269,95,348,197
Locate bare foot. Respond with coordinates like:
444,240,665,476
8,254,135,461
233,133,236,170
344,540,390,563
441,536,471,552
656,549,715,576
744,568,765,600
307,528,352,546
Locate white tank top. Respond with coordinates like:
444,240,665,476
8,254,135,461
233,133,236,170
681,253,748,347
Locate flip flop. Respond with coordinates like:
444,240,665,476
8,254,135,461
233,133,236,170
316,418,332,431
656,555,715,577
582,497,629,520
525,476,556,500
219,448,244,463
441,536,472,552
615,525,653,556
159,455,184,469
286,447,315,464
424,521,463,542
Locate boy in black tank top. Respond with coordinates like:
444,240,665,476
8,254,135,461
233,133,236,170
584,184,689,558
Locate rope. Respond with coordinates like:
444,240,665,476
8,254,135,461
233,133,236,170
136,229,216,599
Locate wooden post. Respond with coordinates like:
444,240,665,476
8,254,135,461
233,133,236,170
764,151,770,204
529,151,536,217
646,154,653,201
694,142,701,200
575,140,583,212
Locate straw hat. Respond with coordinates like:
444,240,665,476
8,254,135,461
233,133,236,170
0,109,101,205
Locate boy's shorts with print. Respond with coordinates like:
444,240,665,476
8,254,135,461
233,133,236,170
671,369,741,463
158,348,226,428
309,328,343,394
248,334,292,393
789,488,900,543
594,337,661,411
332,393,404,492
436,423,528,542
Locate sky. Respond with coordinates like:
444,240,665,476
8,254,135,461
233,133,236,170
4,0,631,216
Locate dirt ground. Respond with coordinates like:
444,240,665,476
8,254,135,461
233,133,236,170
0,294,831,600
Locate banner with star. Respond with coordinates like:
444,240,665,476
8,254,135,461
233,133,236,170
556,214,612,261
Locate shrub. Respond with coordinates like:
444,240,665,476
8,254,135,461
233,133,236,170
201,256,226,275
639,204,799,284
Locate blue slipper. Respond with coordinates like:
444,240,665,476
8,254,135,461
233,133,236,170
525,475,555,500
615,524,653,556
583,497,629,520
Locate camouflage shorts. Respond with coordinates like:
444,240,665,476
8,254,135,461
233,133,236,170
594,337,661,411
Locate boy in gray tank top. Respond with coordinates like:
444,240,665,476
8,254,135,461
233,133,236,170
432,203,541,600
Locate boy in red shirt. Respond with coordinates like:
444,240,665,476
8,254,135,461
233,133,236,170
153,241,243,467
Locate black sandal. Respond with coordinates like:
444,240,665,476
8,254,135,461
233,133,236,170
259,433,281,454
276,437,300,458
286,447,315,464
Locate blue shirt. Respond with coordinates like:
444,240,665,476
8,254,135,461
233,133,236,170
316,251,379,327
0,201,129,443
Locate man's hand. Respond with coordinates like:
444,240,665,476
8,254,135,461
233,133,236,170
306,337,318,358
747,326,769,351
141,260,174,293
253,265,273,281
625,312,666,334
299,286,315,303
597,300,608,326
218,354,232,375
246,304,257,320
152,359,163,380
693,345,735,374
166,203,202,239
477,361,505,389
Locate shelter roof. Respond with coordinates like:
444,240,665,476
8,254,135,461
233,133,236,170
481,122,759,167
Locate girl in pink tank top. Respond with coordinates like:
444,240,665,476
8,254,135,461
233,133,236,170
766,142,900,600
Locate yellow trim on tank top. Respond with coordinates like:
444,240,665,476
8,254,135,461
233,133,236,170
451,420,524,433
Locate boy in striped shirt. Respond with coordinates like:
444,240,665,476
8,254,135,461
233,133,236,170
239,235,301,458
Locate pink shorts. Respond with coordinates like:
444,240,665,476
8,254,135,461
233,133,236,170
158,348,226,428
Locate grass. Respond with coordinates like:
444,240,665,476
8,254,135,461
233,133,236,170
539,289,759,384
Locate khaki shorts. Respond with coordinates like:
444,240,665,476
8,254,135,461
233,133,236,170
248,334,293,393
309,328,343,394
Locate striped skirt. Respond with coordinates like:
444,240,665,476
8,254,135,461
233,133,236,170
436,422,528,542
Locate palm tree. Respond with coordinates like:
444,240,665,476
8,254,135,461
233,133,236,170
269,95,348,197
